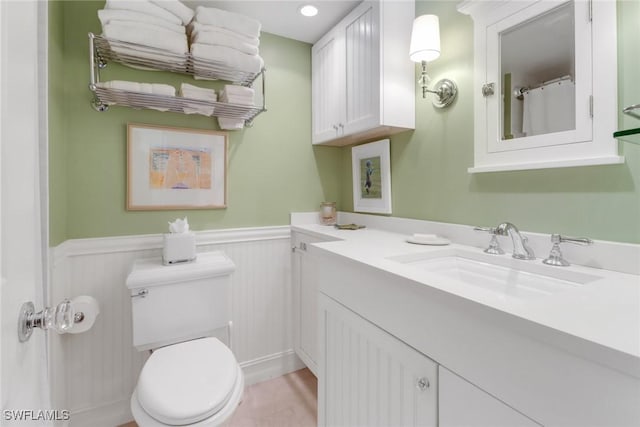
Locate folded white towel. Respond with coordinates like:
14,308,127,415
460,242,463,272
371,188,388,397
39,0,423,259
96,80,175,96
194,6,261,39
105,0,182,25
96,80,175,111
96,80,141,92
191,43,263,74
179,83,217,116
223,85,254,98
105,46,186,70
192,27,259,56
149,0,194,25
221,94,254,105
151,83,176,96
98,9,185,34
103,22,188,55
217,117,245,130
180,83,217,99
188,22,259,47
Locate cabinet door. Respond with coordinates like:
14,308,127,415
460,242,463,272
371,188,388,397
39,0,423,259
342,1,381,136
439,366,541,427
318,294,437,427
312,29,344,144
292,232,326,376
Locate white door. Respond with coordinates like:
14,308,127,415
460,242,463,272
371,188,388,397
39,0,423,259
1,1,51,425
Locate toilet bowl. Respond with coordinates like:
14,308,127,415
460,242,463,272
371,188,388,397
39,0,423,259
131,338,244,426
126,252,242,426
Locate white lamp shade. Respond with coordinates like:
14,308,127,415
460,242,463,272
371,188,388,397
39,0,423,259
409,14,441,62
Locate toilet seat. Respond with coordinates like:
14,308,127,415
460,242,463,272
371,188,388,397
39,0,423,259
133,338,244,426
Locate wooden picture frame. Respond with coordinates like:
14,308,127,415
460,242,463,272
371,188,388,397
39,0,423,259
351,139,392,214
127,123,228,210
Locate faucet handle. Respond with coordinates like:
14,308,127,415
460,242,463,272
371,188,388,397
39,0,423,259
473,226,495,234
543,234,593,266
473,227,505,255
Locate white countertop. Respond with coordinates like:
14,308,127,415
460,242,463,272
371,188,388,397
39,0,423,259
292,223,640,376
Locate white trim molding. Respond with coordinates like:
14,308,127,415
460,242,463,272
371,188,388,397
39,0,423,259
54,225,291,258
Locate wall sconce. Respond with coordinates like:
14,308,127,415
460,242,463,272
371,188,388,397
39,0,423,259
409,14,457,108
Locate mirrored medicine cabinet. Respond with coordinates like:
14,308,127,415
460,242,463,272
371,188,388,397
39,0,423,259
458,0,623,173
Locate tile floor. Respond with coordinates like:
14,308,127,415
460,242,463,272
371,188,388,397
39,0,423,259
119,368,317,427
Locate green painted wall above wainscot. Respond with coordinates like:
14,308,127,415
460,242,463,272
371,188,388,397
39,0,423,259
338,0,640,244
48,1,342,246
50,1,639,246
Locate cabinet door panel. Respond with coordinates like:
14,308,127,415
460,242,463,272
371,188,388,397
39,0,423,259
292,232,326,376
312,33,343,144
319,294,437,427
343,3,380,136
299,248,318,369
439,366,541,427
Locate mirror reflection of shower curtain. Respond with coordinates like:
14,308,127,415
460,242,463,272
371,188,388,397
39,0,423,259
522,79,575,137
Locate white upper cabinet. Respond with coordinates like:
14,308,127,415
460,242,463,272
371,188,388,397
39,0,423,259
312,0,415,146
458,0,623,173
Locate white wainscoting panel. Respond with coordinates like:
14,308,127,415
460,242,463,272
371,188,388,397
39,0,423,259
50,226,303,427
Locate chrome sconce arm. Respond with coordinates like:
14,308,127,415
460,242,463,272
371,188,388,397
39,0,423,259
416,61,458,108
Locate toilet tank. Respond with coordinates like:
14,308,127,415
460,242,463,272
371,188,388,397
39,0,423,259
126,251,235,351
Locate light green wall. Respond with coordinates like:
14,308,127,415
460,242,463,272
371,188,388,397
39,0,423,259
49,1,341,245
339,0,640,244
50,1,639,245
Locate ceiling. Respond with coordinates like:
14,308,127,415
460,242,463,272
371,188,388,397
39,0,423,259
183,0,362,44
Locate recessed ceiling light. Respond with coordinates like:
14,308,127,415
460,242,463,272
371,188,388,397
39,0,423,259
299,5,318,17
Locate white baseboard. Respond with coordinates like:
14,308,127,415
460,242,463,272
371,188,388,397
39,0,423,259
240,349,307,386
70,398,131,427
70,350,306,426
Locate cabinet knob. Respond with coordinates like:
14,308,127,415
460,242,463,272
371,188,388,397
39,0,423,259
482,83,495,97
416,377,430,391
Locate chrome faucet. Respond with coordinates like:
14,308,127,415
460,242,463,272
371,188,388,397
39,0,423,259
494,222,536,260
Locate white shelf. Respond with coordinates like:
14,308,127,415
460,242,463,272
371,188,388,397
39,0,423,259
88,33,266,125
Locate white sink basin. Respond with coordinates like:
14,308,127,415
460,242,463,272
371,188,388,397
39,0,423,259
387,248,602,301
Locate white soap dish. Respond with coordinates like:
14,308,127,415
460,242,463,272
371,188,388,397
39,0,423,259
406,233,450,246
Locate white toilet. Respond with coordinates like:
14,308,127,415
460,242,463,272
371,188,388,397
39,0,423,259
126,251,243,426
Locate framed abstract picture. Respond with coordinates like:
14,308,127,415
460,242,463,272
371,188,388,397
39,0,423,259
127,124,228,210
351,139,392,214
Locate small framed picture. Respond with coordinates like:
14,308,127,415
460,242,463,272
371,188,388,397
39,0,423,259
127,123,228,210
351,139,392,214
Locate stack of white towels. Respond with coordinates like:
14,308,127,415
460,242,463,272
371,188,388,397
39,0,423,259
179,83,217,116
189,6,264,76
218,85,255,130
98,0,193,59
95,80,176,111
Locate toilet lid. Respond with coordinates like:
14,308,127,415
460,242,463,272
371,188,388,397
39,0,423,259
137,338,239,425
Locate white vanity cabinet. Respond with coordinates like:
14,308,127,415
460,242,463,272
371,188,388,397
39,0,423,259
311,0,415,146
318,294,438,427
439,366,541,427
314,243,640,426
458,0,622,172
291,231,333,376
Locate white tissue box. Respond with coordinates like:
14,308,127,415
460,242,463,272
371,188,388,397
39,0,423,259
162,232,197,265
